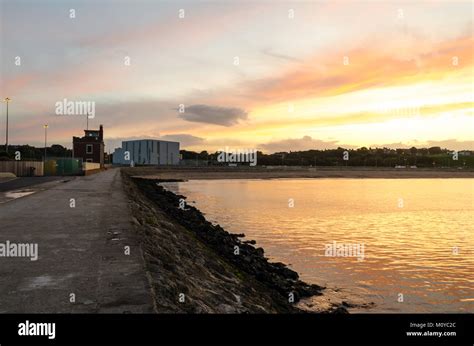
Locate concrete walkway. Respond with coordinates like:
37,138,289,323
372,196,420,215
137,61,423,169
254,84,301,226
0,168,154,313
0,176,65,192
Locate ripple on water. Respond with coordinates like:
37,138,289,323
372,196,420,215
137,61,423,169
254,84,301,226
162,179,474,313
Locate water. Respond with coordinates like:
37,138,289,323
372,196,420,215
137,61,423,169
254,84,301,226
162,178,474,313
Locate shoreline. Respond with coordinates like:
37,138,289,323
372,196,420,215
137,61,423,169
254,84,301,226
122,169,355,313
121,165,473,313
124,166,474,181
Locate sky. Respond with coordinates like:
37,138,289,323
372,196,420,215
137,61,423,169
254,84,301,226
0,0,473,153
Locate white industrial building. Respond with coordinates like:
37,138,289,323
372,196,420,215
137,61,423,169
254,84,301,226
112,139,180,165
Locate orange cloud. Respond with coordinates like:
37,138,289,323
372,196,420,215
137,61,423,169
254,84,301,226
242,34,473,106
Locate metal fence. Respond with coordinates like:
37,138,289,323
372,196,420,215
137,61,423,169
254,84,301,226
44,158,83,176
0,161,44,176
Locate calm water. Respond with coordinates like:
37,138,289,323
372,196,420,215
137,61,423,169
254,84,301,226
162,179,474,313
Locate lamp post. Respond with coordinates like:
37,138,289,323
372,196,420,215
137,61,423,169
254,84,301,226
4,97,11,153
43,124,48,161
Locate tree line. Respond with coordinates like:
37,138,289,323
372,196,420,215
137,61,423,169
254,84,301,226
1,144,472,168
0,144,72,161
180,146,474,168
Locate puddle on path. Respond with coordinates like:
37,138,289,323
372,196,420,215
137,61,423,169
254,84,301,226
4,190,36,199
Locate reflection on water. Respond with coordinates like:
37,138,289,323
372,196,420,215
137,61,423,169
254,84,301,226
162,179,474,313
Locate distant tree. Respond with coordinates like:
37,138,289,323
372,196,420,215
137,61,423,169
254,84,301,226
0,151,11,160
198,151,209,160
429,146,442,155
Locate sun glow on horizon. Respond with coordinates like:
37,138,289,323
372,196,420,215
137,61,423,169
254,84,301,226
1,0,473,152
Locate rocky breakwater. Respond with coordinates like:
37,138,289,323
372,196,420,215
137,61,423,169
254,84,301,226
126,174,348,313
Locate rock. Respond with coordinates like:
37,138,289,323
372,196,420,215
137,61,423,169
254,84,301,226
130,177,327,307
331,306,349,314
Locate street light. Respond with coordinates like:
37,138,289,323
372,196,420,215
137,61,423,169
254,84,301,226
43,124,48,161
4,97,11,153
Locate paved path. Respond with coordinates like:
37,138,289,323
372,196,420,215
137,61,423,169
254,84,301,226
0,176,65,192
0,169,154,313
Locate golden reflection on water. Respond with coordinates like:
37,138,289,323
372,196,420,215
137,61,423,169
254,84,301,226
163,179,474,313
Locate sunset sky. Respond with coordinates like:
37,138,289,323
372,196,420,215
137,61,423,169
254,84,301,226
1,0,473,153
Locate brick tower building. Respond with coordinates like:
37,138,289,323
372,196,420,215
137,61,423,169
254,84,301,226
72,125,105,167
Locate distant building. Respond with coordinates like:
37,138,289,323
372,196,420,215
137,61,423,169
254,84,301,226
458,150,472,156
112,139,180,165
73,125,105,167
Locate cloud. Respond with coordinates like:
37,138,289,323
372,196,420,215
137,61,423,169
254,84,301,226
237,33,474,106
259,136,355,153
424,139,473,151
262,49,302,62
371,142,411,149
77,3,264,50
179,104,247,126
371,139,474,151
160,134,205,147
